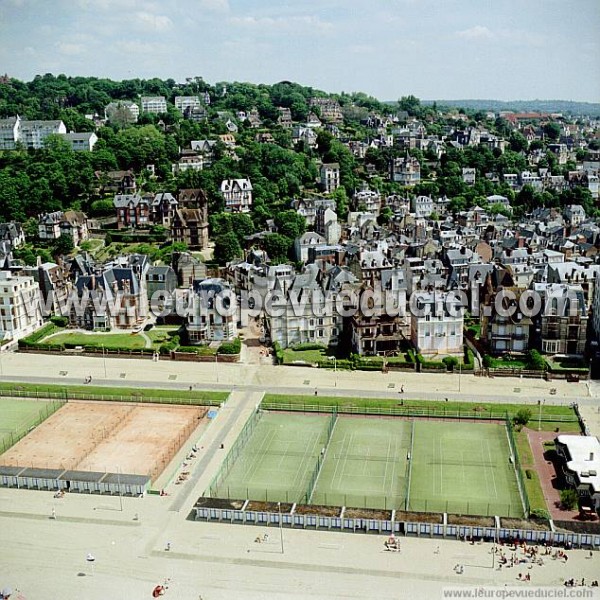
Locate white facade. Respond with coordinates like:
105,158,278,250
63,132,98,152
105,101,139,123
141,96,167,114
354,188,382,215
0,117,19,150
462,168,476,185
294,232,327,263
175,96,200,112
221,179,253,213
186,279,237,343
172,156,211,175
411,195,434,218
390,157,421,186
410,291,464,357
0,271,43,342
564,204,586,226
320,163,341,194
0,116,67,150
20,120,67,149
269,290,342,349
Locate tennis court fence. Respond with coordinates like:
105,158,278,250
0,399,65,455
405,498,525,518
305,409,338,504
261,402,578,424
207,407,263,498
404,418,415,510
209,485,306,504
505,414,531,518
0,387,222,406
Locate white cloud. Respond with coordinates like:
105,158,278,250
229,14,332,32
115,39,170,55
115,40,155,54
456,25,494,40
76,0,153,10
199,0,229,12
497,29,547,48
135,11,173,31
56,42,86,56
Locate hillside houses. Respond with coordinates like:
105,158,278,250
4,77,600,379
221,179,253,213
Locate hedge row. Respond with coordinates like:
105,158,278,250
177,345,217,355
18,323,59,347
289,343,328,352
50,315,69,327
218,337,241,355
159,335,180,355
316,358,353,370
273,341,284,365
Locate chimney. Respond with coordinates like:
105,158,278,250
590,452,594,461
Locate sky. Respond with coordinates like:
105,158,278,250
0,0,598,102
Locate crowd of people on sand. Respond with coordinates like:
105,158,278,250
564,578,599,587
486,539,598,586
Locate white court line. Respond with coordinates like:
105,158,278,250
330,429,347,489
480,439,490,497
439,435,444,496
485,436,498,499
381,434,391,494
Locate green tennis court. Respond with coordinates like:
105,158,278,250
208,410,525,517
210,411,330,503
311,416,410,509
0,397,64,454
407,420,524,517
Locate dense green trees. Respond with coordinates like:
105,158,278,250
213,231,242,264
0,73,596,240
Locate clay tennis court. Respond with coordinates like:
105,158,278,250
0,400,207,481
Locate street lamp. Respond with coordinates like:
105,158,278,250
117,465,123,512
538,399,545,432
327,356,336,387
215,353,219,383
102,345,107,379
277,501,284,554
458,359,462,393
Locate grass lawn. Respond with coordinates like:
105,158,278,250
94,242,146,263
79,238,104,255
0,397,64,453
146,327,180,349
409,420,524,517
282,348,327,365
545,357,588,373
489,357,529,369
263,394,580,430
0,381,227,405
42,332,147,350
515,429,548,512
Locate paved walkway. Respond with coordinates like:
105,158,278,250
526,429,580,522
169,390,263,514
579,403,600,438
1,488,599,599
1,353,600,597
0,352,596,406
